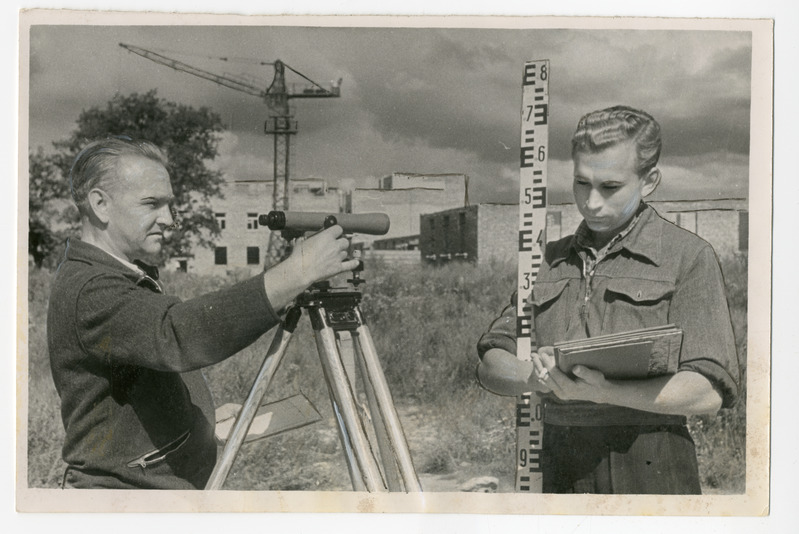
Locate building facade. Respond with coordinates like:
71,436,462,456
169,173,744,272
172,178,341,275
347,172,469,248
419,199,749,265
171,172,469,275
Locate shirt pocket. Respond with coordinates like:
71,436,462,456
602,278,674,332
532,278,572,345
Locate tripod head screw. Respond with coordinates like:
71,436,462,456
347,254,365,286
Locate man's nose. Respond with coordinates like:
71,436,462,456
585,188,604,211
157,204,174,227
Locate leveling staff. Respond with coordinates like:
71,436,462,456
477,106,740,494
47,137,359,489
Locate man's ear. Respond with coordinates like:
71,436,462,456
87,188,112,225
641,167,661,198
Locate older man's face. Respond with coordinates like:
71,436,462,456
104,155,175,262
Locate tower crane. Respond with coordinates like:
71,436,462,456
119,43,342,264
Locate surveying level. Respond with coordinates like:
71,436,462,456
205,213,421,492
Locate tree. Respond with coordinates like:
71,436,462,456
28,147,79,268
31,90,226,267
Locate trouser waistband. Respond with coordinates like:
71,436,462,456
542,398,687,427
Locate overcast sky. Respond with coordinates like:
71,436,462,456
26,21,752,204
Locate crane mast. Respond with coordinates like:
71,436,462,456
119,43,341,265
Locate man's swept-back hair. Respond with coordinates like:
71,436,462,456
571,105,662,177
69,136,168,216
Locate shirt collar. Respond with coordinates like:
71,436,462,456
612,203,663,265
133,259,161,281
103,249,146,276
62,238,163,290
575,201,647,256
549,202,663,266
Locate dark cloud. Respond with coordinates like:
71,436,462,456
348,31,523,165
659,99,751,157
26,24,752,203
330,28,752,169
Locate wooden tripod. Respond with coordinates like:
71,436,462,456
205,278,421,492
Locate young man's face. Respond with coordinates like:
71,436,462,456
572,141,657,243
103,155,175,262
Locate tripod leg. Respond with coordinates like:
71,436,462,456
352,336,404,491
205,307,302,490
353,320,422,492
332,333,370,491
332,400,366,491
309,307,387,492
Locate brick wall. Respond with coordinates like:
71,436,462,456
349,173,468,247
420,205,479,263
477,204,518,264
418,199,747,266
549,200,747,257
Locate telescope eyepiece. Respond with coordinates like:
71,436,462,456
260,211,286,229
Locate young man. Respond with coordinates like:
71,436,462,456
476,106,740,494
47,137,359,489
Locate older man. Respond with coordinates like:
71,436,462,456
47,136,358,489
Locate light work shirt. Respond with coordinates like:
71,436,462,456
478,203,740,425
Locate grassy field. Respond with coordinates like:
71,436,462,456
25,254,748,493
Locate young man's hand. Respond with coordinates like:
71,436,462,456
531,347,609,403
531,347,723,415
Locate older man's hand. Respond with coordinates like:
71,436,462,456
263,225,361,311
289,225,361,287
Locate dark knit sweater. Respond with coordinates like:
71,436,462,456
47,239,280,489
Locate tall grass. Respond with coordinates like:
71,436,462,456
25,254,748,493
688,252,748,493
26,269,67,488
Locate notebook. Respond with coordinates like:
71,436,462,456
554,324,683,379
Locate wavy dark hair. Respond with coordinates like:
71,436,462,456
571,105,662,177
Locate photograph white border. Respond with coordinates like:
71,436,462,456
9,1,789,529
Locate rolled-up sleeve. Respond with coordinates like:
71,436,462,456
477,292,520,360
670,245,740,408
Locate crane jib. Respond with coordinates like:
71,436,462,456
118,43,341,100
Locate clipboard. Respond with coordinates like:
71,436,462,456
554,325,683,379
